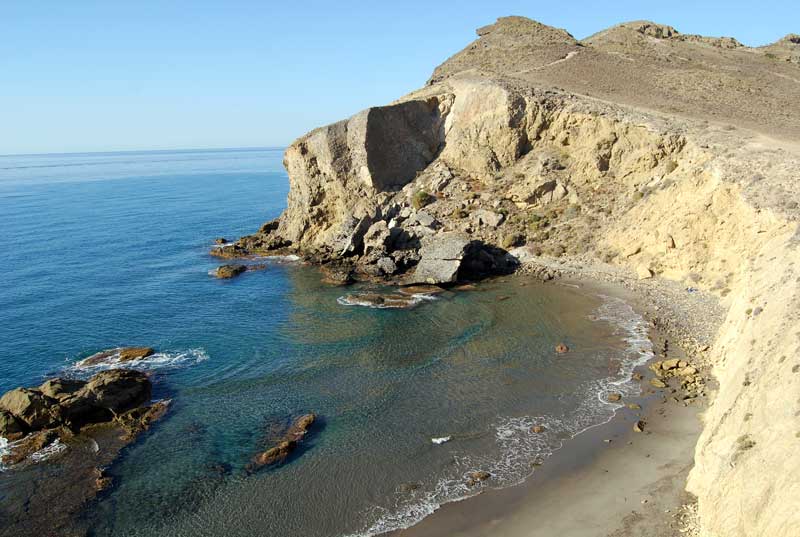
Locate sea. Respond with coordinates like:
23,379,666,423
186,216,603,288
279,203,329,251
0,148,654,536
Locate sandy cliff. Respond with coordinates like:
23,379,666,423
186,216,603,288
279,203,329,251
229,17,800,536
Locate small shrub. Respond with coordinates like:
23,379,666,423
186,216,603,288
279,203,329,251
502,233,525,249
451,207,468,219
412,190,435,210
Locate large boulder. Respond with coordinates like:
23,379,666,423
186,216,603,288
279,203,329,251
0,388,54,430
76,369,151,415
405,232,472,284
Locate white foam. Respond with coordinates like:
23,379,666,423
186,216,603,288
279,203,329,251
0,437,9,472
431,437,451,445
29,438,67,463
337,293,438,310
346,294,655,537
253,254,301,264
71,348,209,375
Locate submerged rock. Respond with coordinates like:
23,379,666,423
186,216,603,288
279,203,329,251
247,413,317,473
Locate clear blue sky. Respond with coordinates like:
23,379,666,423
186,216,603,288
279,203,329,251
2,1,797,155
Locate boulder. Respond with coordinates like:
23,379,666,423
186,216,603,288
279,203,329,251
661,358,681,370
636,265,654,279
118,347,155,362
215,264,247,279
0,388,54,430
405,232,471,284
408,211,438,229
508,179,568,206
608,393,623,402
472,209,505,228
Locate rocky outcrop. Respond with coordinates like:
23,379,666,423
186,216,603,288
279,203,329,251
0,370,151,438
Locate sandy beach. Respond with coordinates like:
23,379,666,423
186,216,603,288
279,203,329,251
396,360,704,537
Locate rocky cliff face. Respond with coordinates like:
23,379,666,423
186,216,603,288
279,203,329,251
226,17,800,536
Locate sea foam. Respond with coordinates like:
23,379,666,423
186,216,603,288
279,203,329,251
70,348,209,375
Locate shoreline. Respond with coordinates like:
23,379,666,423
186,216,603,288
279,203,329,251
386,271,713,537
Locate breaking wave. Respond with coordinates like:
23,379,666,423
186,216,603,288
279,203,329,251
337,293,439,309
69,348,209,375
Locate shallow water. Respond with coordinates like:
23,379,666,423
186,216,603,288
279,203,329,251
0,149,653,536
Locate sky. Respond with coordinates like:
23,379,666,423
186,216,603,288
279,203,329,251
1,1,797,155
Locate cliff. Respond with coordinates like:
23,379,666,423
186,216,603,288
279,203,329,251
227,17,800,536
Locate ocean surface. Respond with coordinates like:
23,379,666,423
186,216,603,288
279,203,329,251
0,148,654,536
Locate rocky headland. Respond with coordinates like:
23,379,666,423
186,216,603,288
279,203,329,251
217,16,800,536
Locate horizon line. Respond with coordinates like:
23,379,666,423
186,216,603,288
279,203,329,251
0,145,287,159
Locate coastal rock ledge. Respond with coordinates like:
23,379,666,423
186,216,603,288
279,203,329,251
0,368,168,535
218,16,800,536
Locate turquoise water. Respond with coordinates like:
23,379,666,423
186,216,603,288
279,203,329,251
0,149,653,536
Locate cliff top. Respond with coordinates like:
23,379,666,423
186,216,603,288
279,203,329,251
429,16,800,140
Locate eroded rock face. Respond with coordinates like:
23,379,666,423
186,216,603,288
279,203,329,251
276,97,452,254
